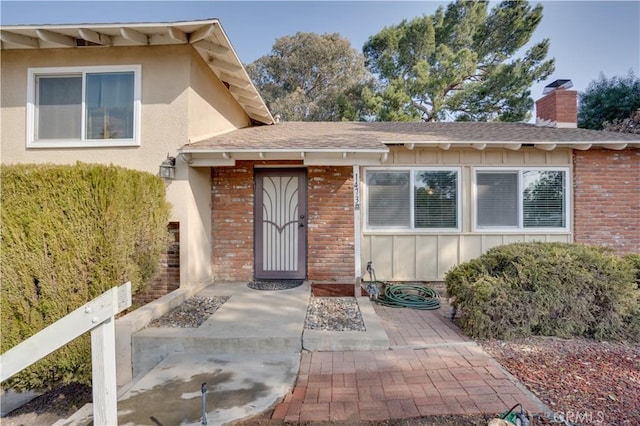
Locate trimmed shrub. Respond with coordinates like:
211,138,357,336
445,242,639,341
1,163,170,390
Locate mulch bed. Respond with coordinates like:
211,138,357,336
481,337,640,426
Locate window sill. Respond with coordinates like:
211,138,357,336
27,140,140,149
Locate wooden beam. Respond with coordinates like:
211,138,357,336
245,105,269,116
229,85,259,99
236,95,263,107
120,27,148,45
189,23,215,43
0,31,39,48
219,73,251,89
192,39,229,55
36,29,75,47
504,143,522,151
168,27,188,43
602,143,627,150
534,143,556,151
471,143,486,150
207,57,242,73
78,28,112,45
565,144,592,151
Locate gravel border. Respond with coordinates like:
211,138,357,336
147,295,230,328
304,297,366,331
248,280,303,291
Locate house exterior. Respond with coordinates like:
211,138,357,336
2,19,639,296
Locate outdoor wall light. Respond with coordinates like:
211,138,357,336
159,153,176,181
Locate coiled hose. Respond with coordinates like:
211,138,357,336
375,283,441,310
364,262,441,310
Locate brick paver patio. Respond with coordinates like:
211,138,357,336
272,300,546,423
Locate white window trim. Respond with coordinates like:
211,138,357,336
363,167,462,233
472,166,571,233
26,65,142,148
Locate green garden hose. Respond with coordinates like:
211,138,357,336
374,283,441,310
364,261,440,310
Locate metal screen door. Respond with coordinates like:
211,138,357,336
255,169,307,280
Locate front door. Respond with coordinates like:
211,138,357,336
255,169,307,280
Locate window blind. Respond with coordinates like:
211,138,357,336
366,171,410,227
477,172,518,227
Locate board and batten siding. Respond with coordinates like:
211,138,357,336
360,147,573,281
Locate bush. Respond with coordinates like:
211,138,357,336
445,242,639,341
1,163,170,390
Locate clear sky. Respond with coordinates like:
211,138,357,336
1,1,639,109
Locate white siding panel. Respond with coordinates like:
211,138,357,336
438,235,459,278
460,235,483,263
393,236,416,280
416,235,439,280
369,235,394,279
441,151,462,164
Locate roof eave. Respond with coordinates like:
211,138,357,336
0,19,274,125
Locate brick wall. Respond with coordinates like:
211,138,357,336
573,148,640,254
210,162,355,282
211,162,256,281
307,166,355,281
134,222,180,305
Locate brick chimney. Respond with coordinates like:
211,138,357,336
535,79,577,128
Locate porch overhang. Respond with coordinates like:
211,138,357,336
178,148,389,166
0,19,274,125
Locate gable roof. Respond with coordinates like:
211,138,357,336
0,19,274,125
180,121,640,166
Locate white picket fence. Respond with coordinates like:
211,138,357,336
0,282,132,425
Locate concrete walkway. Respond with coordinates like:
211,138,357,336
271,301,547,423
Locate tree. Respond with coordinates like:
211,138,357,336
603,109,640,134
578,71,640,130
246,32,374,121
363,0,555,122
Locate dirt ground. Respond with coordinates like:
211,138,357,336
3,337,638,426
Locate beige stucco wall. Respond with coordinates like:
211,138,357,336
360,147,573,281
0,44,250,288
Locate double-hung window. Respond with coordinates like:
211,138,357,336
27,65,141,148
365,168,461,231
475,168,569,231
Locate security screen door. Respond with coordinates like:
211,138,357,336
254,169,307,280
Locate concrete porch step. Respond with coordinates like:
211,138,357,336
131,281,310,379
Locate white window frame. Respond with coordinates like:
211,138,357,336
364,167,462,232
26,65,142,148
473,167,571,233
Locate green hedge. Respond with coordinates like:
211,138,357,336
1,163,170,390
445,242,640,341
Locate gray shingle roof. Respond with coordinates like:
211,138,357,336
182,121,640,153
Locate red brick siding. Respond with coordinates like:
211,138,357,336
573,148,640,254
307,166,355,281
535,89,577,124
211,162,256,281
134,222,180,305
210,162,355,282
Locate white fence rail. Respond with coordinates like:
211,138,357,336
1,282,132,425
